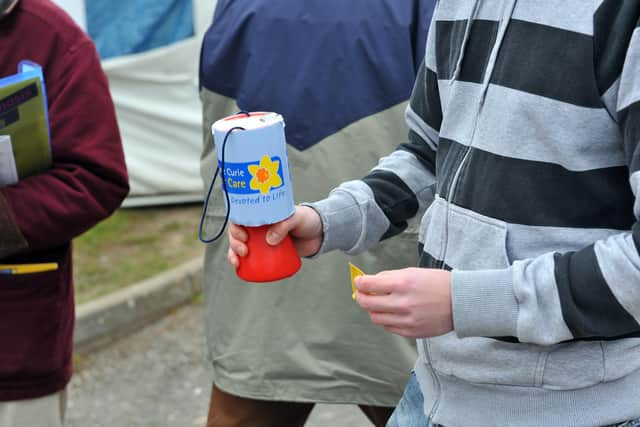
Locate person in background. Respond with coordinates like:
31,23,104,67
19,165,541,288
0,1,129,426
229,1,640,426
199,1,435,426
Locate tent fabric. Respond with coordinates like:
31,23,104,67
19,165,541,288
52,0,86,30
52,0,215,206
101,37,205,205
102,0,216,206
200,0,435,151
87,0,194,60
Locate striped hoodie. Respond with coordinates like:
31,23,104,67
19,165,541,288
309,0,640,425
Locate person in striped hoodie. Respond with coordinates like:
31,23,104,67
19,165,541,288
229,0,640,426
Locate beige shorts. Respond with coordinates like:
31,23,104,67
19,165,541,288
0,389,66,427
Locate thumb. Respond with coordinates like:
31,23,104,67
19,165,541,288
266,219,294,246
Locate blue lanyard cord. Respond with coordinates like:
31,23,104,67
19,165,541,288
199,125,246,243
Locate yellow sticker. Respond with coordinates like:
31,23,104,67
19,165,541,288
349,262,366,300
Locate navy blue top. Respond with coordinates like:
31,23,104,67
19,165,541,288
200,0,435,150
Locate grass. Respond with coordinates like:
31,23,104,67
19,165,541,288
72,204,205,304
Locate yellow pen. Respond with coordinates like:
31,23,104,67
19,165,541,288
0,263,59,275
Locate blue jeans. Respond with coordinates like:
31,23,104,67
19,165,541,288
386,372,429,427
387,372,640,427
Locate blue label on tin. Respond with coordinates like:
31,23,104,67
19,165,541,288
212,114,296,226
219,156,285,195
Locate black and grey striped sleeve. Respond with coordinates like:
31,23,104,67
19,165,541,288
551,3,640,340
356,10,441,242
309,24,441,255
362,58,440,240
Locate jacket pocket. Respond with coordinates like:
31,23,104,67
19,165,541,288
0,268,66,377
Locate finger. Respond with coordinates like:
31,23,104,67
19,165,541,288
227,248,239,268
376,269,396,277
354,273,397,295
229,224,248,242
355,292,406,314
229,239,247,257
266,219,295,246
368,311,408,329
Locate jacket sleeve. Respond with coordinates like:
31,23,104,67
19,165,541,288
309,15,441,255
451,5,640,345
0,40,129,258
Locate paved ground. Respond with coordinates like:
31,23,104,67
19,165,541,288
66,304,374,427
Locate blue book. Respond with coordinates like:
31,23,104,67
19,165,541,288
0,61,51,185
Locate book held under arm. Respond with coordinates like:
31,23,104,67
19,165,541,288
0,61,51,186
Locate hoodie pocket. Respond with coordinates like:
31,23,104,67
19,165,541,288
419,197,545,386
420,196,510,270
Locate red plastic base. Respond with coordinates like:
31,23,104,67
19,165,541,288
236,225,302,283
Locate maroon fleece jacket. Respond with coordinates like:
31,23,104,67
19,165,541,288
0,0,129,400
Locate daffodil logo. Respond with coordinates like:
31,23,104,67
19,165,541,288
248,155,283,195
